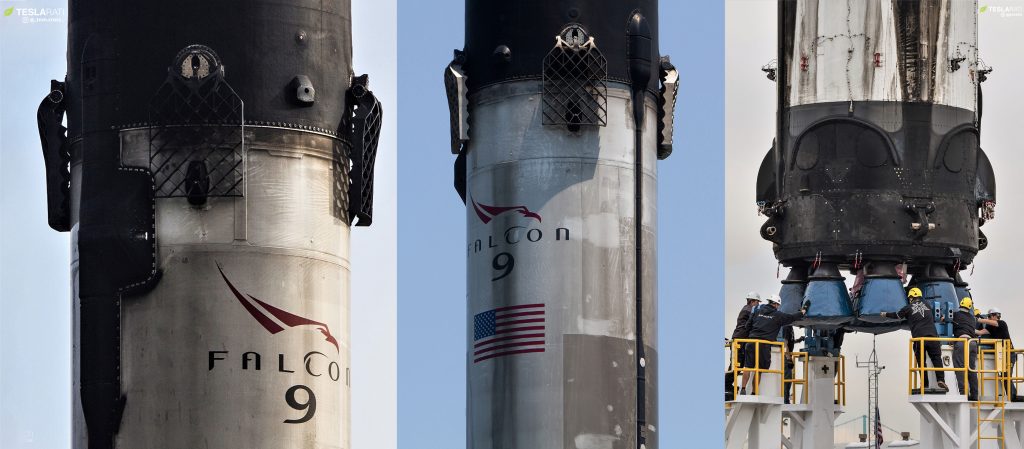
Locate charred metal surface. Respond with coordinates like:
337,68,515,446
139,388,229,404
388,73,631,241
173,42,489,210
42,0,382,447
453,150,468,204
463,0,659,93
893,0,942,102
445,50,470,155
541,24,608,128
779,0,797,111
656,58,679,160
37,80,72,232
345,75,382,227
761,0,992,338
149,46,244,200
332,140,354,223
758,101,992,267
66,0,354,137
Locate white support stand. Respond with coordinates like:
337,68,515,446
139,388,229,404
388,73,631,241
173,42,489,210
910,395,973,449
1001,405,1024,449
910,344,980,449
726,347,784,449
782,356,842,449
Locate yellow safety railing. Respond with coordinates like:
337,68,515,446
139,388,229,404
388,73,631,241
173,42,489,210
908,337,971,396
976,338,1009,449
907,337,1016,449
783,351,808,404
780,352,845,405
730,338,786,397
782,352,847,405
835,355,847,406
1008,346,1024,399
977,338,1009,402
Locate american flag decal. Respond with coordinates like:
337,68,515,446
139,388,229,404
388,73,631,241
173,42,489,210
473,303,546,363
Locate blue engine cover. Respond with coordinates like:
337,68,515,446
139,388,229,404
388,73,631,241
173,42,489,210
798,278,853,327
854,277,907,322
778,282,808,315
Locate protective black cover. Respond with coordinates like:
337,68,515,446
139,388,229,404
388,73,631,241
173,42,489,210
464,0,660,93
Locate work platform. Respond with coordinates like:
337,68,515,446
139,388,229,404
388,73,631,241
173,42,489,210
726,337,1024,449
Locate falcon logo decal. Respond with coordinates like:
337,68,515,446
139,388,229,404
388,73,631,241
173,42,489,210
471,196,542,224
217,263,339,353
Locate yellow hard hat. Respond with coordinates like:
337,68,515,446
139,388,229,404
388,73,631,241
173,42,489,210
960,297,973,309
975,308,981,316
908,287,923,298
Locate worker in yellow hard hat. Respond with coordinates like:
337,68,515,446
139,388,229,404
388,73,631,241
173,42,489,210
950,296,979,400
880,287,947,391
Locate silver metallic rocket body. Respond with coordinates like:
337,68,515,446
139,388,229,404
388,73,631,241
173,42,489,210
70,129,352,448
758,0,994,332
785,0,978,109
38,2,381,447
465,81,658,448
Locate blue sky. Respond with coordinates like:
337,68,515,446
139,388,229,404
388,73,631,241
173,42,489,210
1,2,79,446
397,2,724,447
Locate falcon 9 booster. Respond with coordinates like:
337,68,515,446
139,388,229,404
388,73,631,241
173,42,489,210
446,1,678,448
36,1,381,448
757,0,996,335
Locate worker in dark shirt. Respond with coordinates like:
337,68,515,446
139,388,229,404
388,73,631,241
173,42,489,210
780,322,805,403
732,292,763,360
832,328,845,354
726,292,762,393
880,287,947,391
978,307,1012,342
733,292,763,338
739,297,808,395
978,307,1014,397
948,297,979,400
829,328,847,386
